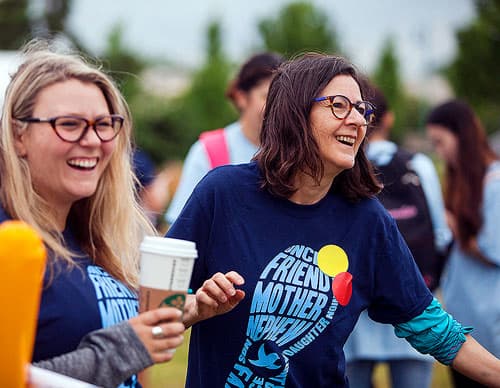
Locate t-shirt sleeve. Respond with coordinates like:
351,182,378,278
367,216,433,324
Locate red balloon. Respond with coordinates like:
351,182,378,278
332,272,353,306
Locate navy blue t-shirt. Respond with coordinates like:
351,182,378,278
133,148,156,189
167,162,432,388
0,207,140,388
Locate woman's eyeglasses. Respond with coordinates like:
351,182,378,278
313,95,375,125
16,114,124,143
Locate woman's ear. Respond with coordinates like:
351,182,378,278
13,121,28,157
232,89,248,112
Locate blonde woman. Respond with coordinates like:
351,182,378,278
0,41,241,387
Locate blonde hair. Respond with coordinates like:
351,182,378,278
0,40,155,288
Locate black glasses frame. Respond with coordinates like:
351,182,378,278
313,95,375,125
16,114,124,143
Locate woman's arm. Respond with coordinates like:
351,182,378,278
452,335,500,387
34,308,184,388
394,298,500,387
34,321,150,388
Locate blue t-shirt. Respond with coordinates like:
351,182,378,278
167,162,432,388
0,207,140,388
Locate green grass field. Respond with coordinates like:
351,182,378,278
148,328,452,388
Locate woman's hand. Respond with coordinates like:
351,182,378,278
183,271,245,328
128,307,185,363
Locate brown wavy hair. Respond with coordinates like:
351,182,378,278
426,99,498,247
254,53,381,201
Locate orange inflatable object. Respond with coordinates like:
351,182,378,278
0,221,46,387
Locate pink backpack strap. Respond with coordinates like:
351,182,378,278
199,128,230,169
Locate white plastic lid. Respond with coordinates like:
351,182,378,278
140,236,197,259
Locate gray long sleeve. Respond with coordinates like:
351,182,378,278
33,321,153,388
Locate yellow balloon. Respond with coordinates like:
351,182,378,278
317,245,348,277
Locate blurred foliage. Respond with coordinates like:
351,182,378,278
258,1,339,57
0,0,80,50
372,39,428,143
165,22,236,149
129,94,181,164
41,0,71,33
0,0,31,49
96,24,183,164
444,0,500,133
101,23,148,102
130,21,237,164
2,0,495,164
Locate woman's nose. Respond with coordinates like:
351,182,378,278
346,107,367,126
79,125,102,146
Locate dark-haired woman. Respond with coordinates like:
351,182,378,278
165,52,284,224
426,99,500,388
167,54,500,387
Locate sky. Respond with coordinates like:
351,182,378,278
66,0,476,83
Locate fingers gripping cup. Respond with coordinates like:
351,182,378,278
139,237,197,314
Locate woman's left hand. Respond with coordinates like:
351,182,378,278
183,271,245,328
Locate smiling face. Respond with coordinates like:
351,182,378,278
15,79,117,218
309,75,367,178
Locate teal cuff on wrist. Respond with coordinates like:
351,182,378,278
393,298,473,365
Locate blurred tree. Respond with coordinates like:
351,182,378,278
94,23,174,164
0,0,86,52
258,1,339,57
101,23,148,101
372,39,403,112
372,38,424,142
0,0,31,49
130,94,182,164
43,0,71,33
445,0,500,133
372,38,405,141
129,21,236,164
160,21,236,160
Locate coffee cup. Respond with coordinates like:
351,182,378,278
139,236,197,313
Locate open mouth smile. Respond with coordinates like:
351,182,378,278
67,158,98,170
335,135,355,146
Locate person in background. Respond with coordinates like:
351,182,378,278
133,148,172,228
344,85,452,388
166,53,500,387
165,52,284,225
0,40,241,387
426,99,500,388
